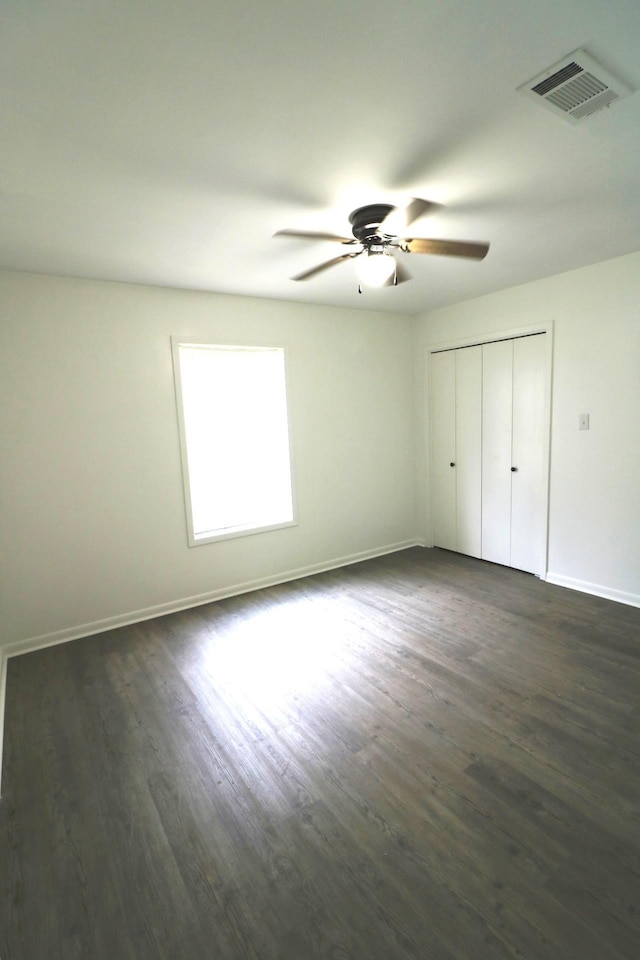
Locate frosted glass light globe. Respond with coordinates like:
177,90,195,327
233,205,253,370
356,252,396,287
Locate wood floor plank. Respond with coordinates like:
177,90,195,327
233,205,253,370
1,547,639,959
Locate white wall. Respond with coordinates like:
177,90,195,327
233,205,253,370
0,271,419,651
2,250,638,659
415,250,640,606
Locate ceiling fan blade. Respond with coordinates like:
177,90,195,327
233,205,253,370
404,237,490,260
274,229,355,244
384,258,412,286
291,252,359,281
378,198,440,236
402,197,441,228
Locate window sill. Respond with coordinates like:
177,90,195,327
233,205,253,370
189,518,298,547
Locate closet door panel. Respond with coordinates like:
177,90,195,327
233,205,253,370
482,340,513,566
455,346,482,558
430,351,456,550
511,334,547,574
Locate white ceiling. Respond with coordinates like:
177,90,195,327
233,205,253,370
2,0,639,314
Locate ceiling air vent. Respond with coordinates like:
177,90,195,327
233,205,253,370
518,49,632,123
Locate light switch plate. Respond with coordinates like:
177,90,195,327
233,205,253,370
579,413,590,430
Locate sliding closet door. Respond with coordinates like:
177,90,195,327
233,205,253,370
481,339,513,566
455,346,482,558
511,334,547,574
431,351,456,551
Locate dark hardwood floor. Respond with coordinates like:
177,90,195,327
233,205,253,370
1,547,640,959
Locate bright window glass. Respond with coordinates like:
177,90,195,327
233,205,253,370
174,342,295,544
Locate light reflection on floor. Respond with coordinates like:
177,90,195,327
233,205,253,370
199,596,356,709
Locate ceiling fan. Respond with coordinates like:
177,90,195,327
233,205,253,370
274,198,490,290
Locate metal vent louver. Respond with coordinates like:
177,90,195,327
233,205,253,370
518,49,632,123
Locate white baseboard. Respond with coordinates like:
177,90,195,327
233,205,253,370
1,538,426,663
545,572,640,608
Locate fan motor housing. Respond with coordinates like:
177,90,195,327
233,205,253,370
349,204,394,241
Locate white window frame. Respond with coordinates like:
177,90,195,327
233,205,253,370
171,338,297,546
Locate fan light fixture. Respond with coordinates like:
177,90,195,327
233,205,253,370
274,198,490,289
356,250,396,287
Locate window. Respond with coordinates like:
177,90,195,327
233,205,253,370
172,341,295,545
